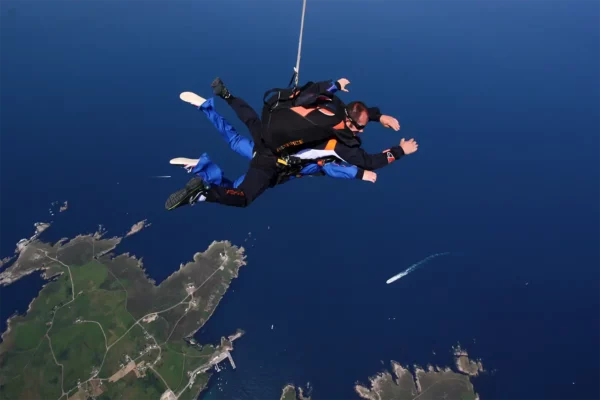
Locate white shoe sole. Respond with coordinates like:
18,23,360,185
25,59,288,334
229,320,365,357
180,92,207,107
170,157,199,166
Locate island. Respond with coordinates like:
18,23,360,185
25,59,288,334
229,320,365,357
0,222,246,400
453,344,484,377
355,348,484,400
280,384,311,400
49,200,68,214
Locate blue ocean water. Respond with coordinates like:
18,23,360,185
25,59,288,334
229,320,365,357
1,1,598,399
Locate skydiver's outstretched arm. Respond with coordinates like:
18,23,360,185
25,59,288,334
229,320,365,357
303,77,384,121
302,77,400,131
291,78,346,106
277,161,376,186
314,78,400,130
297,162,364,180
331,138,418,171
321,163,377,183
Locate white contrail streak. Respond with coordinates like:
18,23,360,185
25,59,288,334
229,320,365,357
386,252,450,284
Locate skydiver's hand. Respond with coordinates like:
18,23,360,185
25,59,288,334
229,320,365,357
362,171,377,183
337,78,350,92
400,138,418,155
380,115,400,131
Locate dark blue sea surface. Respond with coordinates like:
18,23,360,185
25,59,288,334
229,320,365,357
1,1,598,399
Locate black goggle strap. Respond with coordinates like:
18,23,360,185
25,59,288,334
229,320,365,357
344,107,366,130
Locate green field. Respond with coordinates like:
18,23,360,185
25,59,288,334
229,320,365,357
0,234,246,400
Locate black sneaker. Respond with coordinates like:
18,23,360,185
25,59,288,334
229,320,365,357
165,177,208,211
211,77,231,99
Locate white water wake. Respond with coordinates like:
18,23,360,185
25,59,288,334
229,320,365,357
386,252,450,284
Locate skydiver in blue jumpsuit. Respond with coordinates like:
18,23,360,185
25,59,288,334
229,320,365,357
170,95,377,204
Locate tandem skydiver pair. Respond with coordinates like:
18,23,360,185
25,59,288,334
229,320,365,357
165,77,419,211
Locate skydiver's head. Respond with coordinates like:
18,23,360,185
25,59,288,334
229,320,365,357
344,101,369,133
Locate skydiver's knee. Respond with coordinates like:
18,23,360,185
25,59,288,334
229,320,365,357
240,195,256,207
231,137,254,160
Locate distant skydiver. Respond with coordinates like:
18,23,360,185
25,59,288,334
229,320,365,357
167,93,378,204
165,77,418,210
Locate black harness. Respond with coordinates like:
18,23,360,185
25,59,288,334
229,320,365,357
262,85,360,153
262,81,316,113
260,80,358,183
274,154,340,185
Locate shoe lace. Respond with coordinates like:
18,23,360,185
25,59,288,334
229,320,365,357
189,192,202,206
189,183,209,206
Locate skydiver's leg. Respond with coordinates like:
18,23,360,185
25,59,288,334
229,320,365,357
165,168,255,210
199,97,254,160
226,97,262,141
220,177,235,189
203,154,278,208
206,173,245,191
204,170,271,207
231,174,246,189
211,172,246,190
187,153,226,185
211,77,264,149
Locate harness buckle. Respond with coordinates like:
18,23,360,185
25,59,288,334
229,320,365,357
277,154,302,167
277,157,289,167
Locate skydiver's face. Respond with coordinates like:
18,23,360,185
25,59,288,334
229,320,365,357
346,112,368,133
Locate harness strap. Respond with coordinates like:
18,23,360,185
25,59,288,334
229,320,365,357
274,155,338,184
277,155,338,169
